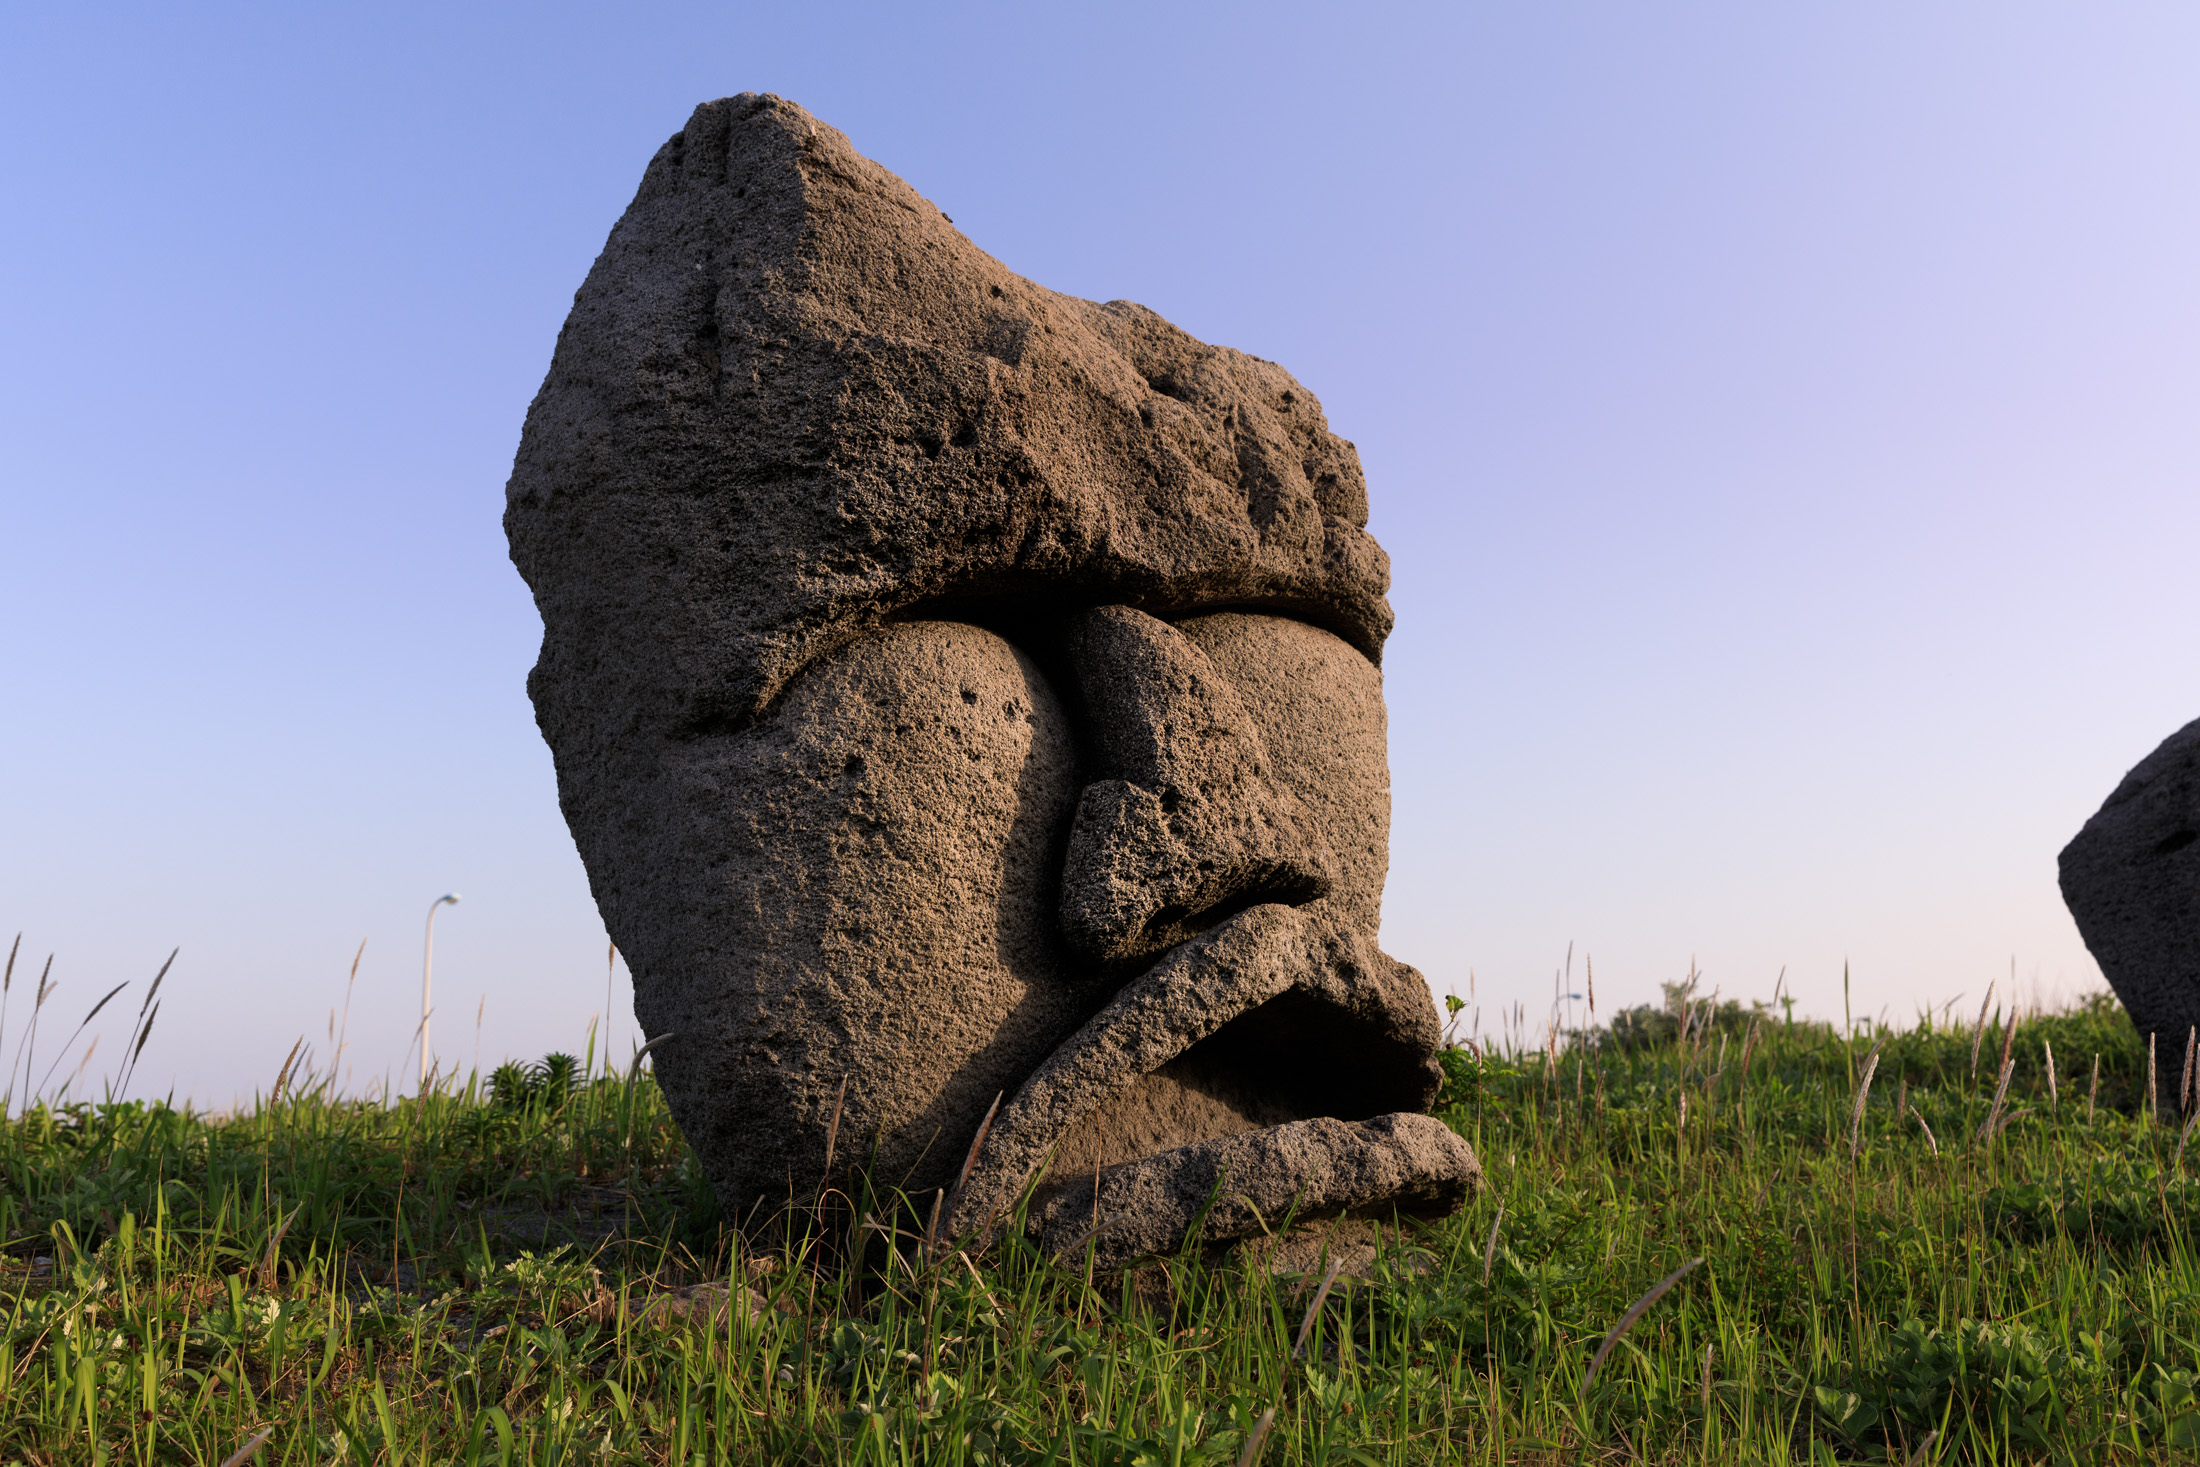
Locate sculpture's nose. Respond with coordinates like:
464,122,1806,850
1057,605,1338,967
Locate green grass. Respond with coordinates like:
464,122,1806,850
4,991,2200,1463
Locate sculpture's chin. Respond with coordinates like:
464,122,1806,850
1026,1112,1482,1270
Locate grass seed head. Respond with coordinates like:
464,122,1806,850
271,1037,305,1105
1235,1407,1277,1467
1969,982,1995,1079
1293,1256,1346,1358
1911,1106,1940,1157
821,1074,849,1180
1583,1257,1705,1397
1849,1042,1884,1162
218,1427,273,1467
2150,1031,2160,1120
1978,1054,2016,1147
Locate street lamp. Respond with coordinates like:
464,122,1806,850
421,893,460,1090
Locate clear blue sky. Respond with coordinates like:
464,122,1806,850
4,3,2195,1103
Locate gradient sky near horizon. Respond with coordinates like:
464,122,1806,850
5,4,2196,1105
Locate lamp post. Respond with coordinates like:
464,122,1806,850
421,893,460,1090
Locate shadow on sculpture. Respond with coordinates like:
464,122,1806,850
506,94,1479,1268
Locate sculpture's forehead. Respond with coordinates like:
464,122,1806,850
506,93,1393,740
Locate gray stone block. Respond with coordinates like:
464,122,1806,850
2061,717,2200,1106
505,94,1474,1258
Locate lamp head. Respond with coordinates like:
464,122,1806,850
439,893,461,906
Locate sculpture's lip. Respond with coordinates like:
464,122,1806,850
1024,1111,1482,1269
947,902,1439,1244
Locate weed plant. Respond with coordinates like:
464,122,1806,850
1,990,2196,1463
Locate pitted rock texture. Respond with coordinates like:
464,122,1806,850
947,904,1315,1238
505,93,1466,1249
507,94,1392,752
1059,607,1335,967
1029,1113,1482,1272
2061,716,2200,1102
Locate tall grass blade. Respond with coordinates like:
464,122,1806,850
34,979,126,1101
605,940,618,1075
10,955,55,1114
0,932,16,1107
628,1030,673,1075
1051,1211,1124,1260
119,949,177,1096
332,937,365,1084
942,1090,1003,1236
63,1035,99,1097
620,1032,673,1152
260,1202,302,1291
134,948,175,1024
922,1187,944,1262
126,1002,159,1079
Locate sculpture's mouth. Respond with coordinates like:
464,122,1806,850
946,903,1479,1265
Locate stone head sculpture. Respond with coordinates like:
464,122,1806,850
506,95,1477,1265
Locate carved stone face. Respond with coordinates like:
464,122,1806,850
506,95,1477,1262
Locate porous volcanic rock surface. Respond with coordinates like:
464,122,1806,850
1030,1114,1483,1272
506,93,1472,1258
2062,716,2200,1099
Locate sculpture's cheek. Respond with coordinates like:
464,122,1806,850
1176,612,1390,934
635,621,1085,1210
